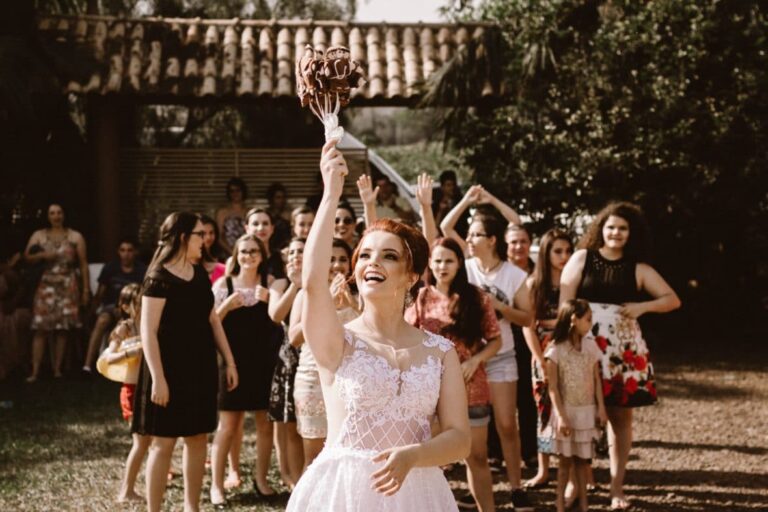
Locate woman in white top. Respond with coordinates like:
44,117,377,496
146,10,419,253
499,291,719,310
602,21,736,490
287,140,470,511
441,185,534,506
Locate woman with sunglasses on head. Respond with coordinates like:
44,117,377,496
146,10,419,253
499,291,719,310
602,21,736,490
290,238,359,470
208,234,280,506
522,229,574,489
132,212,238,512
560,202,680,511
287,140,470,511
440,186,535,510
333,202,358,249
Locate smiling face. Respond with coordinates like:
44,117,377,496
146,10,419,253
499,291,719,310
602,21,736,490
429,245,460,288
602,215,630,251
293,212,314,239
354,231,414,303
334,208,356,244
466,220,495,259
236,238,263,272
47,204,64,228
201,222,216,250
246,212,274,245
287,239,305,268
572,308,593,337
549,239,573,272
505,228,531,265
330,246,351,282
185,220,205,261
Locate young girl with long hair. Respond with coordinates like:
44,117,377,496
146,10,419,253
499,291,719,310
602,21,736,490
523,229,574,488
560,202,680,510
546,299,607,512
98,283,148,503
405,237,502,512
209,234,279,506
290,238,360,470
286,140,470,511
131,211,238,512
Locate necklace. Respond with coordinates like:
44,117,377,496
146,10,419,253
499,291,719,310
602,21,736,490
477,257,503,274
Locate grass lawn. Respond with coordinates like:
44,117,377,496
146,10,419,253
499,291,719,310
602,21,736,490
1,344,767,511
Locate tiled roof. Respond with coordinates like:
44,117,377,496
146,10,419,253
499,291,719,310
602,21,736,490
37,15,500,103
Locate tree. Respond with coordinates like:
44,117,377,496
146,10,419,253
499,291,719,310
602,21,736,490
429,0,768,332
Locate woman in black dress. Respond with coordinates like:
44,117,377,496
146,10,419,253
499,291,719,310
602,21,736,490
209,234,279,505
132,212,238,512
560,202,680,510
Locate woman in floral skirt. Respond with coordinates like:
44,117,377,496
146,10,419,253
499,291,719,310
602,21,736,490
560,202,680,510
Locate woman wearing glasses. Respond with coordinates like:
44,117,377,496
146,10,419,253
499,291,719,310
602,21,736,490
440,186,535,510
132,212,238,512
208,234,281,506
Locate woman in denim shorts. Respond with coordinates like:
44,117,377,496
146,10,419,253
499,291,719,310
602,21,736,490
406,237,502,511
441,186,534,508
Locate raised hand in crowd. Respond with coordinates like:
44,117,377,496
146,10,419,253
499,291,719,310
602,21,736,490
414,173,438,245
357,174,378,228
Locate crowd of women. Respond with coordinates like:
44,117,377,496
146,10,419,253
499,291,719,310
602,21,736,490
0,142,680,512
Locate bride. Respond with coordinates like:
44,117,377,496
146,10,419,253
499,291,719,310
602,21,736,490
286,141,471,511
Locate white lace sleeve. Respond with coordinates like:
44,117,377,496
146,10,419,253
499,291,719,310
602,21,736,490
213,286,229,309
423,331,454,352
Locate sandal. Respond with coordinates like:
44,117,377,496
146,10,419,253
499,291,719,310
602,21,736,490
523,478,549,490
610,496,631,510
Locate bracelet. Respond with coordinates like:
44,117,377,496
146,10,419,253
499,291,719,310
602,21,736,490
226,363,237,369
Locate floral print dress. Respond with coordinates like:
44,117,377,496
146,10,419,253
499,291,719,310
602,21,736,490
31,231,81,331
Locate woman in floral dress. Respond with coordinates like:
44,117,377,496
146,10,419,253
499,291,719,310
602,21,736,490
523,229,573,488
25,203,90,382
560,202,680,510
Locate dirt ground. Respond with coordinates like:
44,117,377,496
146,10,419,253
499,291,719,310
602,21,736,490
1,346,766,511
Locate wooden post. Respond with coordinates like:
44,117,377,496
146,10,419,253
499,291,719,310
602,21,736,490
90,99,121,261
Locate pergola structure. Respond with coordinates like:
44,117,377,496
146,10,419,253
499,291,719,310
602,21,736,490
37,14,501,258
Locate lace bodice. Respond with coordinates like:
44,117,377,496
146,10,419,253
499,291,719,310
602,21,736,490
325,329,453,452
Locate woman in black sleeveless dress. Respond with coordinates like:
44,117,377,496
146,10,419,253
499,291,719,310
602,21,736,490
132,212,238,512
560,203,680,510
209,234,279,506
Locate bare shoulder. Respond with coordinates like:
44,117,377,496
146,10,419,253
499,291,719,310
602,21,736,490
68,229,84,242
571,248,588,263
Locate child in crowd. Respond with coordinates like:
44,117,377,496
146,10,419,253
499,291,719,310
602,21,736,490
546,299,607,512
97,283,150,502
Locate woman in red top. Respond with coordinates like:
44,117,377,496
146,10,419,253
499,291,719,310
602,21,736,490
406,237,502,512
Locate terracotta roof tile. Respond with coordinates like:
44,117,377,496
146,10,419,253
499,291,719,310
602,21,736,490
38,15,499,103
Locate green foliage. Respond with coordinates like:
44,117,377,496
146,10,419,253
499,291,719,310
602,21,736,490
438,0,768,325
375,142,473,184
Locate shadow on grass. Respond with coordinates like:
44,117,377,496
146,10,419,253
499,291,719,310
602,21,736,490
0,377,130,472
635,439,768,456
657,377,753,401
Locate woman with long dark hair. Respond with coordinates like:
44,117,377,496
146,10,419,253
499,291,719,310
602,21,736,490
209,234,279,506
25,203,90,382
132,211,238,512
522,229,574,488
199,214,226,282
406,237,502,511
560,202,680,510
440,187,534,509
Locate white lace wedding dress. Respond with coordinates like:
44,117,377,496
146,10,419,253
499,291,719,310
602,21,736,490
286,329,459,511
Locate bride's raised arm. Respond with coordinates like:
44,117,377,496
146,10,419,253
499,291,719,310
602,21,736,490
302,140,348,371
